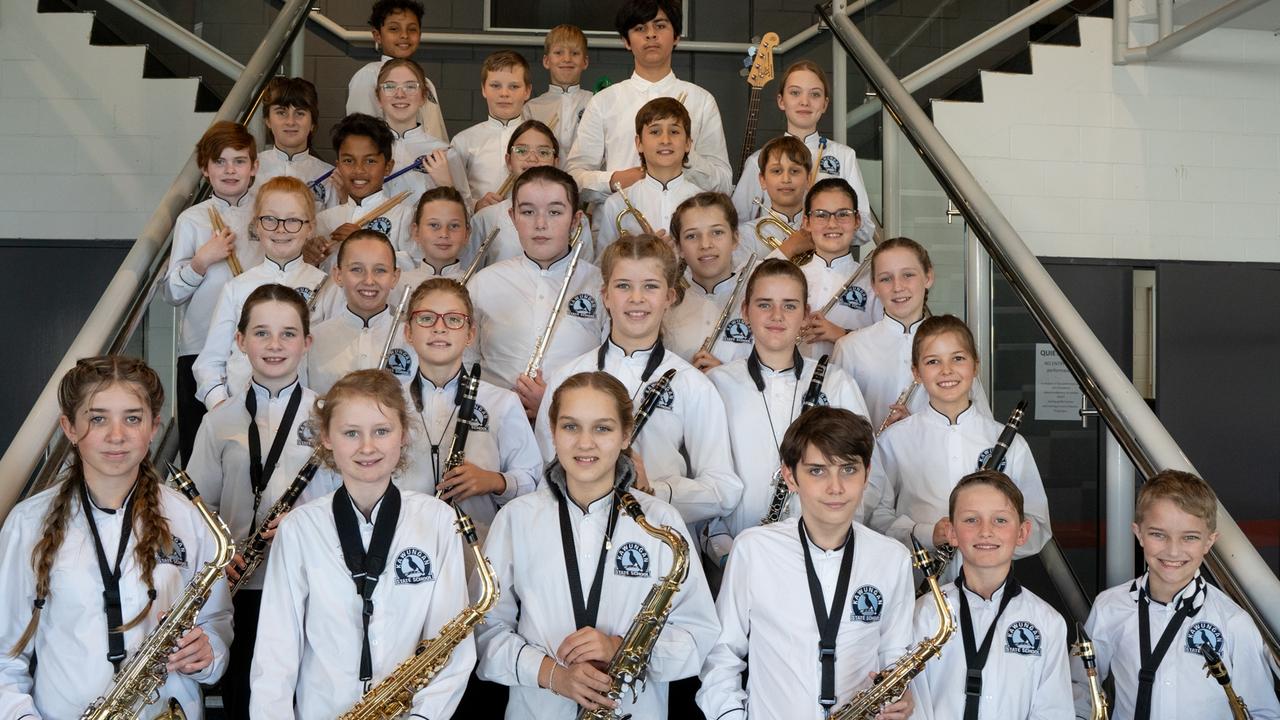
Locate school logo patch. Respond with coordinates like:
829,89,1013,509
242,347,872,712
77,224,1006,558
157,535,188,567
394,547,434,585
614,541,650,577
838,285,868,311
385,348,413,377
364,216,393,235
312,182,328,204
1005,621,1042,656
819,155,842,176
568,293,597,318
467,404,490,432
293,285,314,304
1185,621,1225,655
296,418,318,447
976,448,1008,473
641,380,675,412
849,585,884,623
724,318,752,344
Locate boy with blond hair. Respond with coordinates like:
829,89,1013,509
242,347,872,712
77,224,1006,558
452,50,533,205
524,24,593,151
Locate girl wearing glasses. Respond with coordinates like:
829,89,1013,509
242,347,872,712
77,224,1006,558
470,120,596,266
377,59,474,211
193,176,327,411
399,278,541,553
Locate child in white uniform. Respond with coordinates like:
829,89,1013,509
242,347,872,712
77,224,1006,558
249,370,472,718
377,58,472,210
452,50,533,203
734,59,875,246
523,24,593,151
399,186,470,285
346,0,449,142
595,97,704,249
867,315,1050,580
194,176,327,409
696,407,915,719
567,0,731,200
186,284,338,716
255,76,340,210
536,234,741,527
0,356,232,719
1072,470,1280,720
475,371,719,718
911,470,1073,719
163,120,261,462
738,135,814,260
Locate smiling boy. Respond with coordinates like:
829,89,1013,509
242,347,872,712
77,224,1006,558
346,0,449,142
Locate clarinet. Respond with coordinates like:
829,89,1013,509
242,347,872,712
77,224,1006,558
442,364,482,478
760,355,829,525
628,369,678,449
229,457,320,595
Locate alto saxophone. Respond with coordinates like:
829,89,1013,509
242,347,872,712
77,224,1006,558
1071,623,1109,720
760,355,829,525
578,492,690,720
1199,643,1251,720
229,458,320,595
829,537,954,719
81,465,235,720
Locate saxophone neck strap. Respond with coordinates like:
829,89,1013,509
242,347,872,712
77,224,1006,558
555,484,621,630
245,384,304,518
332,483,402,688
596,337,666,385
956,569,1021,720
798,518,856,714
79,481,139,672
1134,587,1195,720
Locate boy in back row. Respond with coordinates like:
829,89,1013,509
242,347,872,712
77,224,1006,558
523,24,594,152
347,0,449,143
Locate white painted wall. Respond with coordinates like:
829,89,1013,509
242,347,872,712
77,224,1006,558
0,2,213,239
932,16,1280,262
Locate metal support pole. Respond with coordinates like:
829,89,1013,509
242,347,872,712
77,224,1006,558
832,0,849,145
1127,0,1272,62
881,109,899,238
965,225,992,391
1105,427,1137,587
1157,0,1174,38
287,16,307,77
1114,0,1131,64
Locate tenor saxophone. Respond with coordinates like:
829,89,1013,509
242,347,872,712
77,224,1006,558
1071,623,1110,720
81,465,235,720
1200,643,1251,720
228,458,319,595
829,537,954,719
578,492,690,720
760,354,829,525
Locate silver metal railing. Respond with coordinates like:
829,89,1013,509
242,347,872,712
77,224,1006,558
820,1,1280,653
1114,0,1276,64
0,0,316,525
102,0,244,79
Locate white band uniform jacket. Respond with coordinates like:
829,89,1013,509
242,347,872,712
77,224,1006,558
706,354,869,539
523,84,594,151
192,255,328,409
473,466,720,719
695,518,915,720
316,189,417,267
450,115,521,202
733,132,877,246
385,125,474,212
1072,576,1280,720
535,340,743,525
831,314,993,430
566,71,733,201
911,578,1073,719
0,483,234,719
347,57,450,143
468,198,596,268
185,380,339,592
662,268,755,366
783,249,883,361
307,304,416,395
593,173,704,250
465,252,606,391
866,405,1051,577
163,195,261,356
256,146,340,211
249,488,472,719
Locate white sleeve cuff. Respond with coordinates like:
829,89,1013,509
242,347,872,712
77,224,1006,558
202,383,229,412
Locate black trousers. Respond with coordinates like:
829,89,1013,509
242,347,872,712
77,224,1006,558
222,589,261,718
176,354,206,465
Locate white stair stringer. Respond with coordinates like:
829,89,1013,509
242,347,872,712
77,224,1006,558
0,1,217,240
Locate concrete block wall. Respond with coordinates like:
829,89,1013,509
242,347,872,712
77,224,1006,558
932,16,1280,263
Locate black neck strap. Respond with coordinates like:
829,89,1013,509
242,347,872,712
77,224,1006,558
245,384,304,517
746,347,804,392
79,482,139,671
332,483,401,689
1134,588,1194,720
956,570,1022,720
553,481,621,630
597,337,666,385
798,518,856,715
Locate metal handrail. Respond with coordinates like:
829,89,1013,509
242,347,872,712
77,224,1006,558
820,3,1280,655
0,0,316,526
101,0,244,79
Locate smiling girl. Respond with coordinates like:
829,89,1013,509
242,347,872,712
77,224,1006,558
377,59,473,210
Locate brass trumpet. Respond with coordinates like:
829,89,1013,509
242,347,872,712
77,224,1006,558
613,181,654,237
752,198,812,265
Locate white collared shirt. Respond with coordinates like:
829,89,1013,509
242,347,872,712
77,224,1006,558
0,483,234,720
474,481,720,719
465,253,606,391
185,380,339,591
468,198,596,268
791,250,883,360
316,189,418,263
250,488,473,718
450,116,521,202
695,519,915,720
306,304,416,394
255,145,340,210
1074,578,1280,720
734,132,876,245
707,355,869,539
347,56,450,142
162,194,262,355
912,578,1073,720
192,254,328,409
535,341,742,525
566,71,732,201
662,269,755,365
736,209,805,260
865,405,1051,574
385,124,474,212
523,83,594,150
594,173,704,249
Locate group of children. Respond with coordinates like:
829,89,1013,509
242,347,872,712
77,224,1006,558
0,0,1277,718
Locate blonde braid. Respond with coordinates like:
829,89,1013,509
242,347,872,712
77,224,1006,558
117,457,171,632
